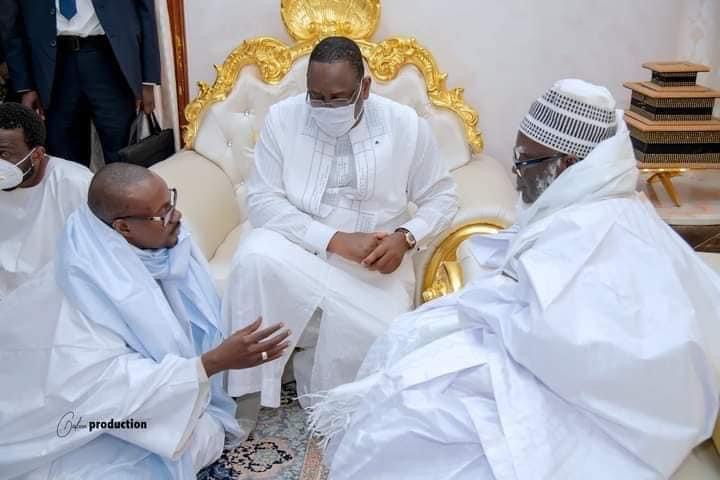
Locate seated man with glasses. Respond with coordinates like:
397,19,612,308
224,36,458,414
309,79,720,479
0,102,91,300
0,162,290,478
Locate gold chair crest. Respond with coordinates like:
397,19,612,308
183,0,484,155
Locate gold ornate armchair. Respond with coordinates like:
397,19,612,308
151,0,516,300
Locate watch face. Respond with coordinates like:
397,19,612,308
405,232,416,248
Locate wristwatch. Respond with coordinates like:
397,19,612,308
395,228,417,249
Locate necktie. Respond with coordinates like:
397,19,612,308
59,0,77,20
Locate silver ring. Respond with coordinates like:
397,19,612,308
261,351,268,361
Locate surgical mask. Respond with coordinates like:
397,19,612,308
0,148,36,190
309,87,364,137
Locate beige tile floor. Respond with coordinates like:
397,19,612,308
671,441,720,479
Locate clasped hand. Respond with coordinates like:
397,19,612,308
328,231,409,274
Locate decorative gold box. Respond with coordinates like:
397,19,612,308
623,62,720,206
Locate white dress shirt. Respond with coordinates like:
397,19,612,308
56,0,105,37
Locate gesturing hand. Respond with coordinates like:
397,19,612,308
201,317,290,377
361,232,409,274
327,231,388,264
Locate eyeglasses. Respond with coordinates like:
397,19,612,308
114,188,178,226
511,147,565,179
306,82,362,108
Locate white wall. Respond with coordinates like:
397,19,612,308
184,0,719,164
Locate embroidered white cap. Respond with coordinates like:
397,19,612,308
519,79,618,159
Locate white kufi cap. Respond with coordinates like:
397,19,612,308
519,78,618,159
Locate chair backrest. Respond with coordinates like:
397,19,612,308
183,0,486,223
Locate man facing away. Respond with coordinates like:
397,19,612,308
309,79,720,480
0,163,290,479
223,36,458,409
0,102,91,300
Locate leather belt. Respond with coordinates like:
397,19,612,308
57,35,110,52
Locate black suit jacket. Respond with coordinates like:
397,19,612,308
5,0,161,106
0,0,17,65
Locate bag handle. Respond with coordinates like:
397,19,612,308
147,112,162,135
127,112,164,145
127,111,144,145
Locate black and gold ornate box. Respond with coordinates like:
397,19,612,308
625,63,719,122
646,61,708,87
625,111,720,168
623,62,720,206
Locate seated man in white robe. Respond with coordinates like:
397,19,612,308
0,163,290,479
0,102,91,299
224,36,458,408
309,79,720,480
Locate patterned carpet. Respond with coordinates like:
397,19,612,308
198,383,328,480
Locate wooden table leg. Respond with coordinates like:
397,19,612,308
647,172,682,207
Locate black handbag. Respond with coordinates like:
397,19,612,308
117,112,175,167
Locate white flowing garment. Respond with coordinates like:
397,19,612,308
225,94,457,406
0,206,243,479
0,156,90,300
310,117,720,479
0,267,211,479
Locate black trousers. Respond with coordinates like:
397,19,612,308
45,37,136,166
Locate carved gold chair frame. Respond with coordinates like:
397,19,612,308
181,0,508,303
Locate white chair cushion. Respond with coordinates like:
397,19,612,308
671,441,720,479
207,220,254,295
371,66,471,171
151,150,243,259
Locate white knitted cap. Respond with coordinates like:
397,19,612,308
519,79,618,159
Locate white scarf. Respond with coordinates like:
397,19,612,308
56,206,242,455
504,111,639,277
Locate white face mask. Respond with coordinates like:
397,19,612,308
0,148,36,190
309,86,364,137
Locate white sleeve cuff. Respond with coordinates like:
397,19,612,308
303,221,338,259
399,217,432,251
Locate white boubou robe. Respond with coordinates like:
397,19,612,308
309,118,720,479
224,93,458,407
0,206,243,479
0,156,90,300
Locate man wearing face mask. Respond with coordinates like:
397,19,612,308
308,79,720,479
0,102,91,300
224,36,458,411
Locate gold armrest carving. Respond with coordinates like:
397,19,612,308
422,261,463,303
421,220,507,303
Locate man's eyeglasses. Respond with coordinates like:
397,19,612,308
512,147,565,179
306,82,362,108
114,188,177,226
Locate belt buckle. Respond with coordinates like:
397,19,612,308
68,36,80,51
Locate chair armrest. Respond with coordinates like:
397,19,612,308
413,155,517,304
151,150,243,260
